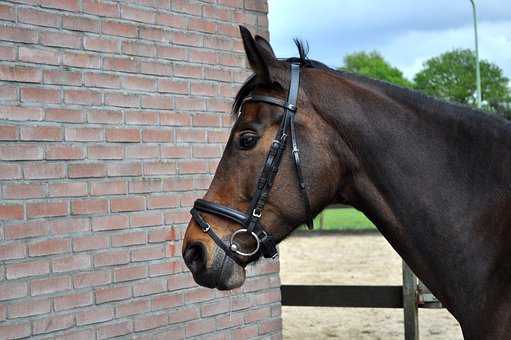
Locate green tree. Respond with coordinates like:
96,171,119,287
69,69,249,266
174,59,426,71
339,51,414,88
414,49,511,116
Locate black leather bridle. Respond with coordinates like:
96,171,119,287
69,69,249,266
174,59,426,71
190,63,313,266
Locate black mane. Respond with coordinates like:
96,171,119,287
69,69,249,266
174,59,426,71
233,40,509,131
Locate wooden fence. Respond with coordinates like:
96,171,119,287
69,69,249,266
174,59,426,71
281,206,443,340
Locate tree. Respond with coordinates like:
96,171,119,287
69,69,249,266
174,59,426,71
339,51,414,88
414,49,511,116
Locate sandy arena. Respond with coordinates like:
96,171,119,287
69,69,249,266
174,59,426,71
279,232,464,340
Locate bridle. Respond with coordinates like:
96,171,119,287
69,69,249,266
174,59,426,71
190,63,313,266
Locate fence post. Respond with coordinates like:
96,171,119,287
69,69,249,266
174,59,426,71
403,261,419,340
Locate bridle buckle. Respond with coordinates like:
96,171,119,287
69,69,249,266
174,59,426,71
252,208,262,218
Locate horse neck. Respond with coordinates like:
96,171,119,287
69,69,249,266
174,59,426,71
309,71,511,324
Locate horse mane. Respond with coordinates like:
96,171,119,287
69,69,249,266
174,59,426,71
233,40,509,131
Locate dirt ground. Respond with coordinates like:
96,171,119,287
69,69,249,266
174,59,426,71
279,232,464,340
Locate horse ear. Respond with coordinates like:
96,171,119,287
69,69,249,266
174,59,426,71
239,26,275,84
254,35,276,59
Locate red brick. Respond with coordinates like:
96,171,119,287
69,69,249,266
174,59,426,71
133,278,166,297
51,218,90,235
141,94,173,109
244,306,271,323
0,204,24,220
113,265,146,282
94,250,129,267
23,163,65,179
0,3,15,21
21,126,62,141
83,0,119,17
142,128,172,142
121,4,155,23
205,66,231,82
96,285,132,303
4,220,50,240
140,26,171,42
102,20,138,37
84,36,120,53
0,144,43,160
65,89,102,105
160,145,189,159
71,198,108,215
144,161,177,175
124,76,158,92
46,144,85,160
73,270,111,288
63,51,101,69
68,163,107,178
6,260,50,279
151,292,183,311
163,177,194,191
0,282,28,301
193,144,222,158
92,215,129,231
122,41,156,57
88,109,123,124
88,144,124,160
43,69,82,85
45,108,85,123
105,92,140,107
53,254,91,273
40,31,81,49
33,314,75,335
111,231,146,247
147,194,179,209
134,313,168,331
63,14,99,32
178,160,209,174
103,57,139,73
0,25,38,44
153,328,185,340
0,64,42,82
168,305,199,324
29,238,71,256
125,110,158,125
55,328,95,340
116,299,149,317
9,298,51,318
156,45,187,60
131,246,165,262
0,323,31,339
27,201,68,218
164,209,190,224
21,87,60,104
158,78,189,94
176,96,206,111
54,291,93,311
126,144,159,159
191,81,218,96
185,287,216,304
231,325,258,339
18,47,59,65
97,320,133,339
175,128,206,142
111,196,145,212
107,162,142,177
0,46,16,61
189,18,217,34
0,242,26,260
76,306,114,325
173,0,202,15
3,183,45,199
90,180,127,196
148,229,179,244
140,61,173,76
31,276,72,296
0,106,43,121
130,211,163,227
40,0,80,11
174,63,202,78
149,261,182,277
73,234,109,252
65,127,103,141
185,318,216,337
48,182,88,197
84,72,120,88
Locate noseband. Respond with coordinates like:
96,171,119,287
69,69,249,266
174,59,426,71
190,63,313,266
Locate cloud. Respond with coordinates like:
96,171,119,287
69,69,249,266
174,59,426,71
268,0,511,78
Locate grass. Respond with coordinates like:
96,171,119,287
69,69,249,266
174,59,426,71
311,208,376,231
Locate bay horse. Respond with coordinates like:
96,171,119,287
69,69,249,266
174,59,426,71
182,26,511,340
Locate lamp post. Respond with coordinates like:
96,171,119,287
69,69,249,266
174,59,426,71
470,0,482,108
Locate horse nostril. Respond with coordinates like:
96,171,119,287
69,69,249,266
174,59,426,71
183,242,207,272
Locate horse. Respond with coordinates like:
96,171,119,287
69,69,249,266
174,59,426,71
182,26,511,340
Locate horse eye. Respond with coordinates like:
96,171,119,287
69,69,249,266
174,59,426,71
239,132,259,150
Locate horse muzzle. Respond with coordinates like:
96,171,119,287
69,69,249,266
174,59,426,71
182,240,246,290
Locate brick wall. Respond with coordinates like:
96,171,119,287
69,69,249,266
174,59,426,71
0,1,282,339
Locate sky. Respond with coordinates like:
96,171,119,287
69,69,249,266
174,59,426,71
268,0,511,80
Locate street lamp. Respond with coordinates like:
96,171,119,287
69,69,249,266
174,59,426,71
470,0,482,108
